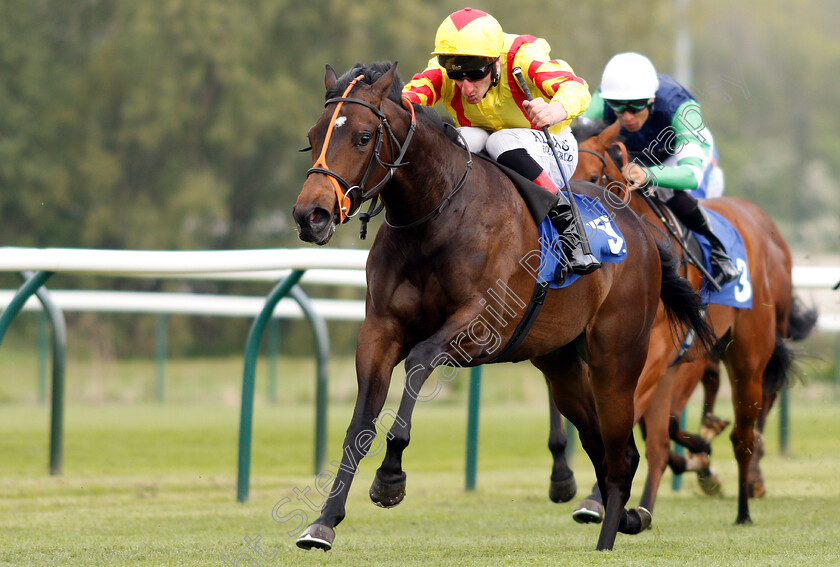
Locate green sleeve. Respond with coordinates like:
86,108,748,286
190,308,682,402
641,100,715,191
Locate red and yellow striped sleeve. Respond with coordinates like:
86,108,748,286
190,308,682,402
512,39,591,123
402,58,447,107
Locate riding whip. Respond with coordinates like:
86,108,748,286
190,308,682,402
512,66,594,256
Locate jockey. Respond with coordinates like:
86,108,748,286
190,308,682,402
581,52,739,285
402,7,600,275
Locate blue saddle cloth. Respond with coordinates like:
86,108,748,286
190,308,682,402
531,194,628,289
695,209,753,308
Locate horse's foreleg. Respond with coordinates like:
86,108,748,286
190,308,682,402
296,326,403,551
637,368,678,516
371,310,489,508
369,358,435,508
700,354,722,417
547,381,577,503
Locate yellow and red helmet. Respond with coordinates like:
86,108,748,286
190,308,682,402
432,8,504,58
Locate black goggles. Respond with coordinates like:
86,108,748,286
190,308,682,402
606,99,651,114
438,56,496,82
446,64,493,82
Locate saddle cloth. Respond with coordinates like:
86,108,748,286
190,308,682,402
695,208,753,308
530,194,628,289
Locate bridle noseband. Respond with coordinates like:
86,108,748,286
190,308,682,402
306,75,417,224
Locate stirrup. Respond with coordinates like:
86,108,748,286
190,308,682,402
568,250,601,275
710,251,739,285
549,205,601,276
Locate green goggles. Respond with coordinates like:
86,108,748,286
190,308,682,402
605,99,652,115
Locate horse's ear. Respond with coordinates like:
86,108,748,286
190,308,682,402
369,62,398,102
598,120,620,145
324,65,338,90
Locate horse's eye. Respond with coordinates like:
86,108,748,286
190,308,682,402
590,175,599,184
358,132,372,147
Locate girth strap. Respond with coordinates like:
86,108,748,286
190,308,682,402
490,280,551,362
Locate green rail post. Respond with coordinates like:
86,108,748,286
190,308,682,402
465,366,482,491
779,386,790,456
156,314,168,403
671,407,687,491
289,286,330,475
267,318,279,404
237,270,305,503
37,311,48,404
16,272,66,475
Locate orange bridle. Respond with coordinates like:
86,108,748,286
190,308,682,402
306,75,417,224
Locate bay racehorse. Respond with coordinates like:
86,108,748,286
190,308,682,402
291,62,713,552
560,119,807,527
667,294,816,497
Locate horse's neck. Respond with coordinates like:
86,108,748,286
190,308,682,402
381,119,468,227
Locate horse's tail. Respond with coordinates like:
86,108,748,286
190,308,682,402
655,240,717,353
763,296,818,395
787,295,819,342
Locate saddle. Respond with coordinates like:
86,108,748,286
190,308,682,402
474,152,557,224
640,188,705,275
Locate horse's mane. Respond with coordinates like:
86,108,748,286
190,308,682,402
329,61,460,144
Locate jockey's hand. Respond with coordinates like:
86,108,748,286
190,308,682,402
622,162,649,189
523,99,567,129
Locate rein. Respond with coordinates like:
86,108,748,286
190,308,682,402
383,123,473,231
579,140,632,205
307,75,418,225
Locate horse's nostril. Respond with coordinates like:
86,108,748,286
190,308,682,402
306,206,331,230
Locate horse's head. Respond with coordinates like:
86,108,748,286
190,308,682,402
573,120,624,186
293,63,404,245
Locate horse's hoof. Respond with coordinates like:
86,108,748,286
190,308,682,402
697,467,723,496
549,474,577,503
572,498,604,524
748,480,766,499
685,452,711,471
700,413,731,442
296,523,335,551
369,473,406,508
735,514,753,525
635,506,652,531
618,506,653,534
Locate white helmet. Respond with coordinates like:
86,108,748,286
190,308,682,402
599,52,659,100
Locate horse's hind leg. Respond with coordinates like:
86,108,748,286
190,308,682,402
725,326,774,525
547,381,577,503
588,333,653,549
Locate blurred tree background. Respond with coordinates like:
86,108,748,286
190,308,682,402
1,0,838,358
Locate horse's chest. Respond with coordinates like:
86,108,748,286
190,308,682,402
373,271,461,326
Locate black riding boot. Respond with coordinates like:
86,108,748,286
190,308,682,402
668,193,739,286
548,199,601,275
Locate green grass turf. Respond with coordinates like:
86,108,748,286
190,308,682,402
1,389,839,566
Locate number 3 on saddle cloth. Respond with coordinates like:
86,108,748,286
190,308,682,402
694,209,753,308
529,195,753,311
529,194,628,288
